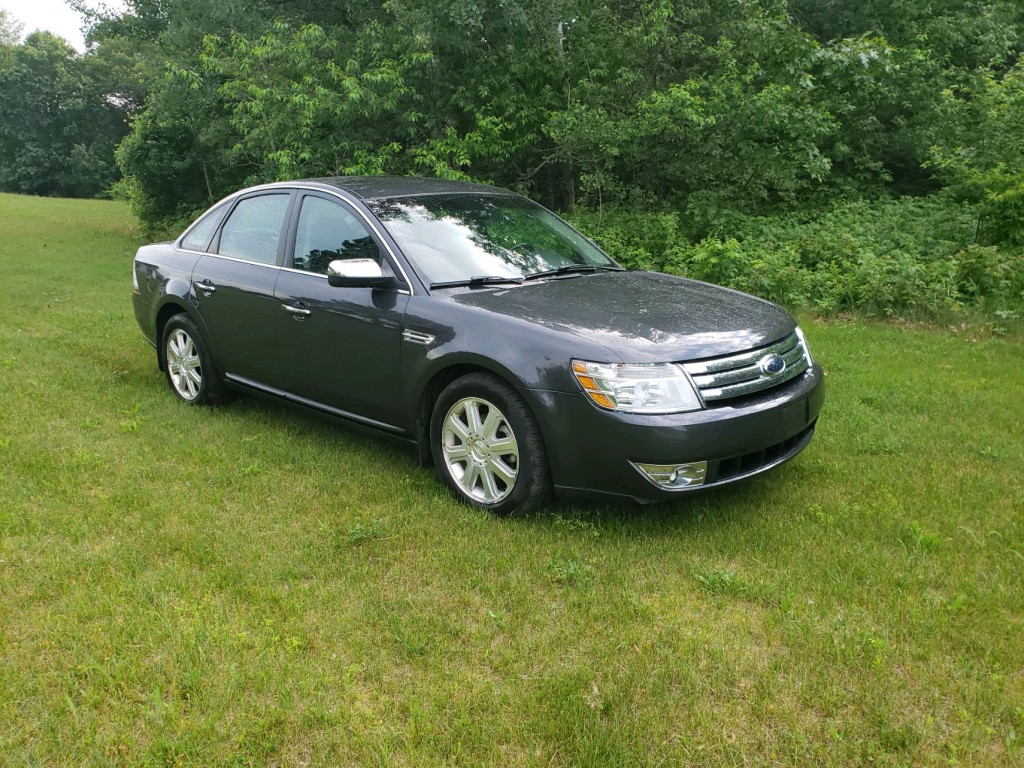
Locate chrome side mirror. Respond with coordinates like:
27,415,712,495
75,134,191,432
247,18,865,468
326,258,393,288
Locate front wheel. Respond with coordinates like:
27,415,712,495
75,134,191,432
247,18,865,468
161,314,225,404
430,373,550,516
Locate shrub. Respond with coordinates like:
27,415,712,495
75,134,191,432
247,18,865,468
567,195,1024,318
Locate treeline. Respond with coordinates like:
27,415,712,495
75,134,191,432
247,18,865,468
1,1,1022,316
0,11,126,198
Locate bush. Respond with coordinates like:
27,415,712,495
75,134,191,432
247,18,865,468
567,195,1024,318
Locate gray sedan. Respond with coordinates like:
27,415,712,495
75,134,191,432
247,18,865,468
132,177,824,515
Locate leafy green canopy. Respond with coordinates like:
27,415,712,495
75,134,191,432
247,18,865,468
97,2,1020,229
0,31,127,198
3,0,1023,287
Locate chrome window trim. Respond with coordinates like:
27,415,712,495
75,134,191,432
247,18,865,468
178,199,232,253
173,249,283,269
174,188,287,263
171,182,417,296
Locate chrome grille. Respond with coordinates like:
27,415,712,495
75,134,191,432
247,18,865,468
682,331,810,402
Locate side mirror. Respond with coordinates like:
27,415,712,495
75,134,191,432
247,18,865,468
327,259,395,289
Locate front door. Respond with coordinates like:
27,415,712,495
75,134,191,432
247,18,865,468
274,193,409,430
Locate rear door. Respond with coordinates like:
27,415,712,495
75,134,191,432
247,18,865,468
274,192,409,430
190,191,293,387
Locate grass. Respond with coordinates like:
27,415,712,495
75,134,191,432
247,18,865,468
0,192,1022,766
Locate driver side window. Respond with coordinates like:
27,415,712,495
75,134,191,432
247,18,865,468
293,196,380,274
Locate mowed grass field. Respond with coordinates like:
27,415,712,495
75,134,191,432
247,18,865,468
0,192,1022,767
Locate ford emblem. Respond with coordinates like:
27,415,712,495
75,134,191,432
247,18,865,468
759,353,786,376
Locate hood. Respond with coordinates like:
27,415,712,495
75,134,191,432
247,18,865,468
450,271,796,362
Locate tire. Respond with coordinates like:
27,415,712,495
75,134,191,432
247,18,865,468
161,314,226,405
430,373,550,516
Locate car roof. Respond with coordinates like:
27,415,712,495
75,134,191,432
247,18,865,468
298,176,511,200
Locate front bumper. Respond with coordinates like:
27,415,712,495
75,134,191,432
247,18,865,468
523,363,825,503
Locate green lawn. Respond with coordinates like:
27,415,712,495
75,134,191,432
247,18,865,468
0,192,1021,767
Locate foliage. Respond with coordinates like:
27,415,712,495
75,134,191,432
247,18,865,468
548,2,837,225
3,0,1024,321
86,1,1024,241
0,31,127,198
114,66,244,233
789,0,1024,72
930,55,1024,247
570,195,1024,317
0,8,23,48
808,36,941,194
198,22,433,181
104,0,285,223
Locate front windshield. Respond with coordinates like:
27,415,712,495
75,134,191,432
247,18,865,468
366,194,618,285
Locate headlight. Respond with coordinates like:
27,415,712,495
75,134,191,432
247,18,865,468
571,360,703,414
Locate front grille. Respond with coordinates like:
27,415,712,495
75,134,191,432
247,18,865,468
682,331,810,402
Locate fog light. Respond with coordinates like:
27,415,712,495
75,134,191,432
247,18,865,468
631,460,708,490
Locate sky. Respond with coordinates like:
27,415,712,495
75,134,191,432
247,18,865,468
1,0,124,52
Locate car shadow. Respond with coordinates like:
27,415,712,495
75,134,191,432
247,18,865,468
519,469,801,538
219,390,799,538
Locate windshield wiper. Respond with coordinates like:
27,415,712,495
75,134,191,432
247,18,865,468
523,264,625,281
430,275,525,289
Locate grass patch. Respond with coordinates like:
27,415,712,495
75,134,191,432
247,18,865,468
1,192,1022,766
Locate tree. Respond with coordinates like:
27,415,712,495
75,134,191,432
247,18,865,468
0,31,127,197
102,0,298,225
0,8,23,68
931,55,1024,246
543,1,838,227
89,0,1024,233
0,9,22,47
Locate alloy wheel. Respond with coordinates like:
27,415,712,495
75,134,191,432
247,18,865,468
166,328,203,401
441,396,519,503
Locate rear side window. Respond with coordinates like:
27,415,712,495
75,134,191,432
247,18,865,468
180,201,229,252
216,194,291,264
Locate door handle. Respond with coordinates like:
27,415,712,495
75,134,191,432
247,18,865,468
282,303,311,319
193,280,216,295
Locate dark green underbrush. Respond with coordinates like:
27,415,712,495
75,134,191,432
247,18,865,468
570,194,1024,321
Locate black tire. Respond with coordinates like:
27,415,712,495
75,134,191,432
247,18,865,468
430,372,550,516
161,314,226,405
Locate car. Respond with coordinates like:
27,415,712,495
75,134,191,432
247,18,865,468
131,176,824,515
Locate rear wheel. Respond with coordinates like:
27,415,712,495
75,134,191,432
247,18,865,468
161,314,225,404
430,373,549,516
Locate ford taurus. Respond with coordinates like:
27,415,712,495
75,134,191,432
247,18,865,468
131,177,824,515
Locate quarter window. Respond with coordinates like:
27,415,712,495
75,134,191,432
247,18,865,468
180,201,229,252
293,196,380,274
217,194,291,264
